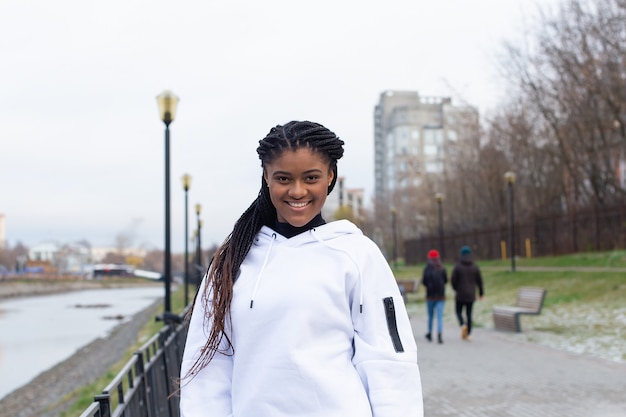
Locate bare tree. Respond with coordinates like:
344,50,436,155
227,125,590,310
497,0,626,214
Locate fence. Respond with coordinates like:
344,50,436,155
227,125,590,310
79,311,189,417
405,203,626,264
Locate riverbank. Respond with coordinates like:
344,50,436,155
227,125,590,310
0,290,164,417
0,279,170,417
0,278,162,300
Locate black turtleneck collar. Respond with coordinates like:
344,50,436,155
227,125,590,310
273,213,326,238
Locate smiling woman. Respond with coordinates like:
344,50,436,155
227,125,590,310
179,121,424,417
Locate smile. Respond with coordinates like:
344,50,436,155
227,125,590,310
287,201,310,208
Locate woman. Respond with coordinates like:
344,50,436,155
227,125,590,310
180,121,423,416
421,249,447,344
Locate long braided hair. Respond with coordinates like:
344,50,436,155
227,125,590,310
184,121,344,379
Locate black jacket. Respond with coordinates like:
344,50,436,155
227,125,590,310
422,262,447,301
450,255,484,303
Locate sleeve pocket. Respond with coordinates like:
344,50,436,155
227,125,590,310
383,297,404,353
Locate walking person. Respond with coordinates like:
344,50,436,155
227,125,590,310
421,249,447,344
180,121,424,416
450,245,484,341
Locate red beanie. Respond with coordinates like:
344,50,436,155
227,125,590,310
427,249,440,259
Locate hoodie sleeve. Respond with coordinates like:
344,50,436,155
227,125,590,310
350,238,424,417
180,276,234,417
476,266,484,297
450,266,458,290
421,265,429,289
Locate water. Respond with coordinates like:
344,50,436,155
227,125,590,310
0,286,164,400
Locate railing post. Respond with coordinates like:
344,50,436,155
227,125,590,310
134,350,149,417
95,393,111,417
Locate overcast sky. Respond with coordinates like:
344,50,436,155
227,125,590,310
1,0,558,253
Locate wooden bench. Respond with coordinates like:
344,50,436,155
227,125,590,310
396,279,419,293
492,287,547,332
396,279,419,303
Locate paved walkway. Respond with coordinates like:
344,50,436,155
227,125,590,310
410,313,626,417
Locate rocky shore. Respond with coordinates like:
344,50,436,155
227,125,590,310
0,278,161,300
0,280,165,417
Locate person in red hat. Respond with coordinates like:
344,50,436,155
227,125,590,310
421,249,448,343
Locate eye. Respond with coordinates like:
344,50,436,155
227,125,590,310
305,174,320,182
275,176,290,183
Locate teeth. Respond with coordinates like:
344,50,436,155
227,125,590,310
289,201,308,208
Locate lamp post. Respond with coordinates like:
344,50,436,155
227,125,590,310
181,173,191,306
505,171,516,272
195,203,203,288
156,90,180,313
435,193,444,260
391,207,398,268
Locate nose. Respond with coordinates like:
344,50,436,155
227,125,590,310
288,180,307,199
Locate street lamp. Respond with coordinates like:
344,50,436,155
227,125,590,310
195,203,203,288
156,89,180,313
391,207,398,268
505,171,516,272
435,193,444,260
181,173,191,306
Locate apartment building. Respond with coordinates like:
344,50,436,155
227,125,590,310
373,90,479,206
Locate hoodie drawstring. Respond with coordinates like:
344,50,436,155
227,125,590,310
311,228,364,313
250,233,276,308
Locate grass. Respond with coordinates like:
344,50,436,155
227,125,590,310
476,249,626,268
398,249,626,363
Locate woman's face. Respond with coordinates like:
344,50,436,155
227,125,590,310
263,147,334,227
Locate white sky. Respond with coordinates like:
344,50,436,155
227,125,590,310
0,0,557,253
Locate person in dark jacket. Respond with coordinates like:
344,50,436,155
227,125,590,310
421,249,447,344
450,245,484,341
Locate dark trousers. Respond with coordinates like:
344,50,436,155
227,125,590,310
455,301,474,334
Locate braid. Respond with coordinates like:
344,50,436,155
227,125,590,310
185,121,344,379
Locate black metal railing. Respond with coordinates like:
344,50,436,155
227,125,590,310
405,203,626,264
79,311,189,417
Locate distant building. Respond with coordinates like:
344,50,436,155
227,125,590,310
28,241,92,275
323,177,365,221
90,247,146,263
29,241,59,262
373,90,479,206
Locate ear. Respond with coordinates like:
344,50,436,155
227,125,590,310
328,168,335,185
263,170,269,187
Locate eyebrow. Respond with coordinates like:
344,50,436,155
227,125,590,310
271,169,324,176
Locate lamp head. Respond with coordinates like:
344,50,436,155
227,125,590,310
504,171,516,185
181,173,192,191
156,90,180,126
195,203,201,215
435,192,444,203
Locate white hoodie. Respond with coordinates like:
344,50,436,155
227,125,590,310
180,220,423,417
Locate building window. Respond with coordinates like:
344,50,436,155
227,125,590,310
426,160,444,173
424,144,437,157
424,128,444,145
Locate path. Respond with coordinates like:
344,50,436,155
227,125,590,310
410,313,626,417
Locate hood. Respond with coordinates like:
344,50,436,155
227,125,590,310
254,219,362,248
460,254,474,265
249,220,364,310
